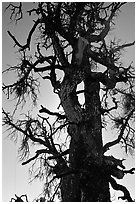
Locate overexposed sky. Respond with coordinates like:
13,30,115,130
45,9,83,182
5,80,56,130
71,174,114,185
2,2,135,202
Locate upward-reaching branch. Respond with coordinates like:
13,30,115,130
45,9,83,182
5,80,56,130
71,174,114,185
52,34,69,66
103,108,135,153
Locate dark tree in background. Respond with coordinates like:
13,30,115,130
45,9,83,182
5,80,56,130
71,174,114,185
3,2,135,202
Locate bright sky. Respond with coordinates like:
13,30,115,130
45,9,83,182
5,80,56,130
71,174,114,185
2,2,135,202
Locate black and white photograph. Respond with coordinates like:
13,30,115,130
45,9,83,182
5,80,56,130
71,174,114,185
2,2,135,202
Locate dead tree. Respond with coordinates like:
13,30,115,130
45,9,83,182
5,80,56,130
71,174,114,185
3,2,135,202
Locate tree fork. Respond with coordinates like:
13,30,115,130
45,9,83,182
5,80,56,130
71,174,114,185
60,70,111,201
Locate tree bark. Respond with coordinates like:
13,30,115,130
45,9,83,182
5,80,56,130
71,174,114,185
60,64,111,201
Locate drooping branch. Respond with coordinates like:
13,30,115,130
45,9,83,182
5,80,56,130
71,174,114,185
109,176,134,202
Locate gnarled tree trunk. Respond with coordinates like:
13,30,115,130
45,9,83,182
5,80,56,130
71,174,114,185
59,59,110,201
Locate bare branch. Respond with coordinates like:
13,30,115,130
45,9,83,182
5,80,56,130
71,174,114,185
103,108,135,152
5,3,23,23
3,109,47,147
110,41,135,54
101,97,118,114
109,176,134,202
124,167,135,175
7,19,40,50
48,149,69,160
87,48,119,72
22,153,39,165
87,3,126,43
26,127,48,147
22,149,51,165
34,64,64,72
39,105,66,119
52,34,69,66
7,31,24,48
49,122,69,139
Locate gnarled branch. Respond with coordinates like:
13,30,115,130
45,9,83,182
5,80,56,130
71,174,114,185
109,176,133,202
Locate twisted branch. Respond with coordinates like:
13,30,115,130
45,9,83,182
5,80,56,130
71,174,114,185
109,176,134,202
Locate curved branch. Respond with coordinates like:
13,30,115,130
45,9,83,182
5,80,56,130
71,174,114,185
7,30,24,48
109,176,134,202
5,3,23,23
7,18,40,50
103,108,135,153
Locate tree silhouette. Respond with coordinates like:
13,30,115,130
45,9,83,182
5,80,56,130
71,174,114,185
3,2,135,202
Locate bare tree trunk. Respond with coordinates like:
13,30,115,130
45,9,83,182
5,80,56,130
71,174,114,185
60,66,110,201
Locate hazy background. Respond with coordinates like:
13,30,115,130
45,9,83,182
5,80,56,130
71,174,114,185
2,2,135,202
